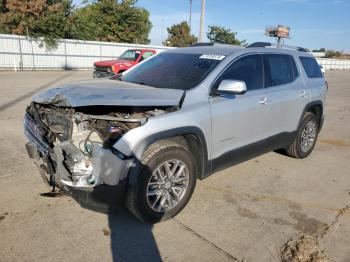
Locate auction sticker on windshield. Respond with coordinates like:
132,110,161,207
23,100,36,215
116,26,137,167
199,54,226,60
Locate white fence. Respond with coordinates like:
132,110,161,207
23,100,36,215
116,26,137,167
0,34,170,70
311,52,326,58
316,58,350,70
0,34,349,71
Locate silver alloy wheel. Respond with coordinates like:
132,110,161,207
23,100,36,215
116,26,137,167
146,159,190,212
301,120,317,153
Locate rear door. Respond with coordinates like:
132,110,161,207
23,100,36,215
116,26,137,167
262,54,310,136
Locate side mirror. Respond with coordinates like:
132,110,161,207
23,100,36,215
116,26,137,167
217,80,247,95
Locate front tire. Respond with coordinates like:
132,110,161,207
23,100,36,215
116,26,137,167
125,141,197,223
286,112,319,159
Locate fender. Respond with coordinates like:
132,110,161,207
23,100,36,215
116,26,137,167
127,126,210,186
297,100,324,131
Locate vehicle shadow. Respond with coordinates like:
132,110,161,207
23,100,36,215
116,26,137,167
107,208,161,262
105,161,162,261
67,172,162,261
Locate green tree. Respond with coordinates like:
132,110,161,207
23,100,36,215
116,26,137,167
163,21,197,47
0,0,152,47
325,50,343,58
72,0,152,44
0,0,73,48
207,25,246,46
0,1,6,11
312,48,326,52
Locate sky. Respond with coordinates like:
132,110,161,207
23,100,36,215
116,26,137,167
74,0,350,52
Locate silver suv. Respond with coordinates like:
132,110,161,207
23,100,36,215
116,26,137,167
24,43,327,223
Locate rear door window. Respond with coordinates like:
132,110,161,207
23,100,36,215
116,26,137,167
216,54,264,91
263,54,297,87
299,56,323,78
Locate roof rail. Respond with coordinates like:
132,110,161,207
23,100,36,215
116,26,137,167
247,42,308,52
191,42,215,47
247,42,272,48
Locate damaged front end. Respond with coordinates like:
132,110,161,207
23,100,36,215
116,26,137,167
24,102,172,191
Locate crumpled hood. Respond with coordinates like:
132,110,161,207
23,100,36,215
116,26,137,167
33,79,185,108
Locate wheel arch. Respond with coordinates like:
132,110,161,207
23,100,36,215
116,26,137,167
299,100,323,130
127,127,210,186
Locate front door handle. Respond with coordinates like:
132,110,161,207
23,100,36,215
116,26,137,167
259,96,269,105
299,90,307,98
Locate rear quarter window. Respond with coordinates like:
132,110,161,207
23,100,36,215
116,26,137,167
299,56,323,78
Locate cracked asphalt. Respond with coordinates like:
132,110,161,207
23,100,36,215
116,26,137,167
0,70,349,262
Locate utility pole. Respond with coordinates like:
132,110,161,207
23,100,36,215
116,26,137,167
161,18,164,45
189,0,192,33
199,0,206,42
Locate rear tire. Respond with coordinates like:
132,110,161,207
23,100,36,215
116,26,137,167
125,141,197,223
286,112,319,159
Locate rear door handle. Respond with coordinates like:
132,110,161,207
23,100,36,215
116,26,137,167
259,96,269,105
299,91,307,98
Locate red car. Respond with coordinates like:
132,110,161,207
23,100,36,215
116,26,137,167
93,49,156,78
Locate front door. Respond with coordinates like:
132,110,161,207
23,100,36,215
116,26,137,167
209,54,270,171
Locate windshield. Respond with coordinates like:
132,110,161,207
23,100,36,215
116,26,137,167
121,52,224,90
119,50,141,61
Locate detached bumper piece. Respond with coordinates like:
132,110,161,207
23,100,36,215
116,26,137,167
59,143,133,188
62,182,127,214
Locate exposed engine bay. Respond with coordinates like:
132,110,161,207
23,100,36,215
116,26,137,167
24,102,175,190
